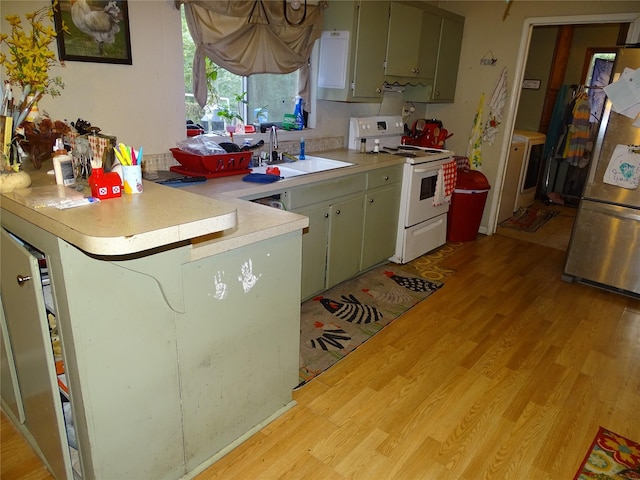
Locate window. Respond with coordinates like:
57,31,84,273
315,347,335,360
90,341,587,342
182,9,300,133
583,51,616,124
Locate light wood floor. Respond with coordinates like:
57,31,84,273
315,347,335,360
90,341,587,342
3,234,639,479
496,200,577,251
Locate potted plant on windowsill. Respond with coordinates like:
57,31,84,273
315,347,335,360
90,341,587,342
216,92,247,136
216,105,243,133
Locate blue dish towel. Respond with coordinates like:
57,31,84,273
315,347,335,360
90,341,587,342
242,173,281,183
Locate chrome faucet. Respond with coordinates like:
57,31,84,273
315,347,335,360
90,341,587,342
269,125,279,163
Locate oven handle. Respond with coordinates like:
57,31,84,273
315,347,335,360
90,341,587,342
411,217,444,236
414,167,439,174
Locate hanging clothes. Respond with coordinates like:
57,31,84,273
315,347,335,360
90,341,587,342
563,93,591,167
554,90,592,168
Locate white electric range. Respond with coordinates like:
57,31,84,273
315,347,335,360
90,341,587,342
348,116,455,264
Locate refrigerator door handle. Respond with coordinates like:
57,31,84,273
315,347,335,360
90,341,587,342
583,200,640,221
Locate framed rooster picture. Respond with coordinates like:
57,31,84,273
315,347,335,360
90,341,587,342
52,0,132,64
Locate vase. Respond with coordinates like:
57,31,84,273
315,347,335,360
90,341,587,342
25,95,40,123
0,170,32,193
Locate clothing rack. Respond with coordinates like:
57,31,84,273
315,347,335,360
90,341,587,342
541,84,597,206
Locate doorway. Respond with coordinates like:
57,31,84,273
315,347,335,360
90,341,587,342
490,12,640,248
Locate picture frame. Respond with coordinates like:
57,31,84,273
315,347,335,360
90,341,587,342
52,0,132,65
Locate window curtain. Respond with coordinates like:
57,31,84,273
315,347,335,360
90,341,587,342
176,0,327,109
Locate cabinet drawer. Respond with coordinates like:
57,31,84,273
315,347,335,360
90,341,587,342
283,174,365,209
366,165,403,190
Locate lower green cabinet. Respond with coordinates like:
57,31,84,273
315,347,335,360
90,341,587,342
326,195,365,288
297,204,331,300
288,165,402,301
361,183,401,270
295,195,364,300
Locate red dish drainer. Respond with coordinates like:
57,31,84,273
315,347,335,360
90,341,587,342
169,148,252,178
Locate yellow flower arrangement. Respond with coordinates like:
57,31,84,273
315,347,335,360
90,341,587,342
0,2,66,171
0,2,65,97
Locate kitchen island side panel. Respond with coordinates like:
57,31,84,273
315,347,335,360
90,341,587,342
56,241,188,480
179,231,303,471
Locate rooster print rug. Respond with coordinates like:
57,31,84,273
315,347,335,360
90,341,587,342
298,262,443,387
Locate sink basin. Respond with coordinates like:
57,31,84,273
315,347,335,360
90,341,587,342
250,165,308,178
285,156,355,173
251,156,355,178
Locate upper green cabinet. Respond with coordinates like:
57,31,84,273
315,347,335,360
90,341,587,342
318,1,464,104
384,2,425,79
431,13,465,102
401,4,465,103
317,1,390,102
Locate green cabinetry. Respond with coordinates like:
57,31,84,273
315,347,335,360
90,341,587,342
284,174,366,299
318,1,464,104
385,2,445,85
318,1,389,102
284,164,402,300
0,210,302,480
361,165,402,269
1,229,72,479
402,4,465,103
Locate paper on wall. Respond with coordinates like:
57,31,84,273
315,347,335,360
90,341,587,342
603,143,640,189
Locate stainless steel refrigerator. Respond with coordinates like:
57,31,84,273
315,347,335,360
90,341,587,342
563,47,640,297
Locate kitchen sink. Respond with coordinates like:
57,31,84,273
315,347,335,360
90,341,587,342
251,156,355,178
250,165,308,178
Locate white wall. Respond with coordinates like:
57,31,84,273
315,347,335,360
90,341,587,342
421,1,638,232
2,0,638,233
1,0,184,155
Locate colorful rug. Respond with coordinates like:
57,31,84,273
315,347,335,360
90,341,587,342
499,206,559,233
297,243,463,387
574,427,640,479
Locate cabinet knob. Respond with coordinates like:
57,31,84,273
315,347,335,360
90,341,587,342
335,209,341,215
376,88,382,94
324,213,329,219
16,275,32,286
384,175,389,181
369,198,374,204
435,91,440,97
412,68,419,74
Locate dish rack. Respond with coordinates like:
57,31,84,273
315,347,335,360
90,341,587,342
169,148,252,178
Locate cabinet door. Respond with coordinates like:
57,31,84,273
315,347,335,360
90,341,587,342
297,204,331,300
0,294,24,423
432,15,464,102
0,229,71,480
361,184,401,270
352,1,389,99
326,196,365,288
385,2,423,78
416,11,442,81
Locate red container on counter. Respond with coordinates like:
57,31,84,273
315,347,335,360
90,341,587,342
89,168,122,200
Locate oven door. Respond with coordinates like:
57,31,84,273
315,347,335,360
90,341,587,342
404,162,450,227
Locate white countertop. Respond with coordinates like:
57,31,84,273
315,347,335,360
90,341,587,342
1,149,404,258
181,149,403,199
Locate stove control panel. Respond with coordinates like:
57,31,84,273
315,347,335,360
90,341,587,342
348,116,405,149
